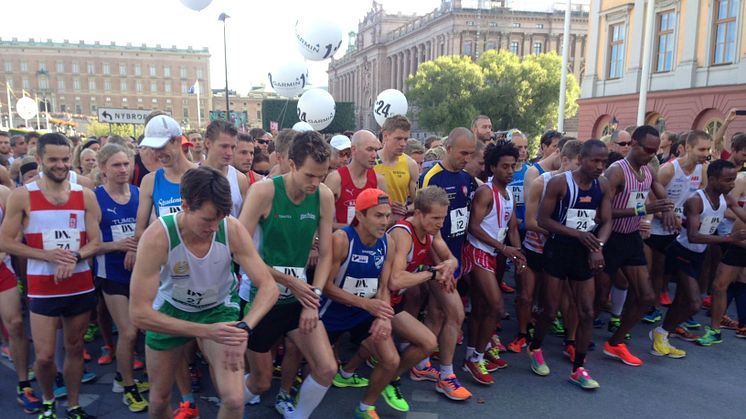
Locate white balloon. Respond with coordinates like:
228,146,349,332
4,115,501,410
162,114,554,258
373,89,408,126
294,18,343,61
16,97,37,120
179,0,212,11
268,60,309,98
292,121,314,132
296,89,336,131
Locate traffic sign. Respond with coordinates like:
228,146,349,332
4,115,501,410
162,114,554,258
97,108,163,125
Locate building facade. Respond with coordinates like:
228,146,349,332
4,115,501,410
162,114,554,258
210,88,275,129
0,38,211,130
328,0,589,133
578,0,746,140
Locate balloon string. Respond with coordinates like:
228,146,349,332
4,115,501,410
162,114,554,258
278,99,290,129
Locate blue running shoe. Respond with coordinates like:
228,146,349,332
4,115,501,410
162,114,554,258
17,387,42,413
684,318,701,330
54,373,68,399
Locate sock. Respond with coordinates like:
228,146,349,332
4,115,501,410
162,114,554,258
469,351,483,363
244,373,260,405
54,329,65,372
181,393,195,404
415,357,430,370
572,352,586,372
358,402,371,411
439,364,454,379
18,380,32,392
338,367,353,379
295,375,330,418
610,286,628,317
654,326,667,336
465,346,476,360
43,397,55,404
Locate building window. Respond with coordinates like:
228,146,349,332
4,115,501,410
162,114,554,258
57,79,65,90
489,22,497,27
88,79,96,91
655,10,676,72
183,106,189,118
136,80,143,93
196,68,204,79
4,62,12,72
181,81,188,93
104,79,112,92
134,64,142,76
164,65,171,77
512,22,521,28
87,63,95,75
73,78,81,91
486,41,497,50
149,65,157,77
608,22,626,79
165,82,172,93
510,41,520,55
536,23,544,29
75,103,82,114
463,41,473,55
38,61,47,71
119,64,127,76
120,80,128,92
106,97,112,103
20,61,28,73
39,77,49,89
102,63,110,75
72,62,80,74
56,62,64,73
22,78,29,90
704,119,723,136
466,21,475,26
150,81,157,93
712,0,738,65
90,102,97,114
533,42,543,55
180,66,187,79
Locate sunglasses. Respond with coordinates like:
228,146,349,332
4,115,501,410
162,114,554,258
257,139,270,145
641,145,658,154
255,170,270,176
615,141,632,147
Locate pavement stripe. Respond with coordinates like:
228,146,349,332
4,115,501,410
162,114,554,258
407,412,438,419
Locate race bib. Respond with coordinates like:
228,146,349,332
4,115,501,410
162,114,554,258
698,216,721,235
273,266,307,298
158,206,182,216
565,208,597,232
42,229,81,251
111,223,136,241
450,207,468,236
673,206,684,220
341,276,378,299
172,286,219,309
496,227,507,243
510,185,524,205
626,191,648,209
346,204,356,224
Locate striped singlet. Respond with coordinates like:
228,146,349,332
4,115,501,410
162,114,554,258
610,159,653,234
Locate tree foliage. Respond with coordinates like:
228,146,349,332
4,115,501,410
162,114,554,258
87,120,144,138
407,51,580,138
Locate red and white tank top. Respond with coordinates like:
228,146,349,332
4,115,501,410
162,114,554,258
0,204,14,273
610,159,653,234
467,182,514,254
23,181,93,298
387,219,433,305
335,166,378,224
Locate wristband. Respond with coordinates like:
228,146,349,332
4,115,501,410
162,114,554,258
634,203,647,217
430,270,437,281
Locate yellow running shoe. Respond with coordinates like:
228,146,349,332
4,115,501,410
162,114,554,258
649,329,686,358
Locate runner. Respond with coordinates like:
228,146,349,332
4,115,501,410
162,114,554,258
374,116,419,221
470,115,493,144
523,131,563,199
233,133,263,184
0,184,43,414
531,139,612,389
463,141,526,385
602,125,676,367
239,131,337,419
320,188,402,418
0,133,101,419
507,129,529,233
129,166,278,419
324,130,388,229
201,120,248,218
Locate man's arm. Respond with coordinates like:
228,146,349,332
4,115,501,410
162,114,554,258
388,227,431,291
236,170,249,203
524,175,549,234
79,188,101,260
406,155,419,206
713,109,737,156
323,170,346,230
522,165,539,196
76,174,95,190
312,184,334,292
376,173,389,194
683,195,739,245
134,172,155,242
597,177,613,244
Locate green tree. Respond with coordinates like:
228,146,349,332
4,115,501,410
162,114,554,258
87,120,144,138
406,55,484,134
261,99,355,134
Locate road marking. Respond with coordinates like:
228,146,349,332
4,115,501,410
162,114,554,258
407,412,439,419
62,393,99,408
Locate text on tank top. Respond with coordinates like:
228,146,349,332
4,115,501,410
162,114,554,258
610,159,653,234
374,153,410,204
550,171,603,243
153,168,182,217
467,182,514,254
336,165,377,224
677,190,726,254
23,181,93,298
95,185,139,283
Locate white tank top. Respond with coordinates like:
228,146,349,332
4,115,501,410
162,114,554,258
227,165,243,218
651,160,702,236
677,190,726,253
522,171,553,253
718,172,746,235
467,182,514,254
154,213,238,312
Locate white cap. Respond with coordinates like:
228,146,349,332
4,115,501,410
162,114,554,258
140,115,182,148
330,135,351,151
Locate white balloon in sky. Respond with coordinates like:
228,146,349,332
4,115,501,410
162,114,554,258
373,89,408,126
179,0,212,11
296,88,336,131
16,97,37,120
294,17,343,61
292,121,314,132
268,60,309,98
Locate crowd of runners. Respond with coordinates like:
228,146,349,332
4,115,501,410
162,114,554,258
0,108,745,419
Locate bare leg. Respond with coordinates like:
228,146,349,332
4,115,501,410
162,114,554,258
145,345,182,419
61,311,92,407
0,288,29,382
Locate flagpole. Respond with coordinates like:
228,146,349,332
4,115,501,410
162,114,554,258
5,84,12,129
196,81,202,130
35,94,41,130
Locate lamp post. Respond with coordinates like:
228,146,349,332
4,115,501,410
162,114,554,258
219,12,231,122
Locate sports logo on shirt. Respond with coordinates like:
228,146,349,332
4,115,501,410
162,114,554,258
300,213,316,221
351,254,369,264
69,214,78,228
172,261,190,277
579,196,592,203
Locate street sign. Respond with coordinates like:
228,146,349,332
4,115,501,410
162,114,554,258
97,108,158,125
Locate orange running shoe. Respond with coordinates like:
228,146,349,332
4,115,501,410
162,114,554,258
97,345,114,365
83,348,92,362
659,291,673,306
508,336,527,353
603,341,643,367
173,401,200,419
435,374,472,400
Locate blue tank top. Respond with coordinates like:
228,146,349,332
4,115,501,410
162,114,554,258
94,185,139,283
509,162,529,230
550,171,603,244
152,168,182,218
320,226,387,332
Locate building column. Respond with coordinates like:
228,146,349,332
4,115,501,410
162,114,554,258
581,0,602,100
573,34,583,78
398,52,405,91
389,56,395,90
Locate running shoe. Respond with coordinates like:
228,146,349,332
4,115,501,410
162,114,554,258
702,295,711,309
122,387,148,413
670,326,698,342
527,348,550,376
721,315,739,330
462,359,494,385
642,308,662,324
603,341,643,366
83,324,99,343
563,343,576,363
736,326,746,339
53,373,68,399
272,364,282,380
508,336,527,353
65,405,96,419
37,400,55,418
132,353,145,371
409,362,439,382
244,373,261,405
489,334,507,353
82,349,91,363
550,318,566,336
81,370,96,384
659,291,673,306
435,374,472,401
17,387,42,413
607,316,621,333
649,330,686,358
172,402,199,419
684,317,701,330
381,380,409,412
112,377,150,394
568,367,600,390
696,326,723,346
189,365,202,393
97,345,114,365
275,392,296,417
484,348,508,370
499,281,515,294
332,372,369,388
354,406,379,419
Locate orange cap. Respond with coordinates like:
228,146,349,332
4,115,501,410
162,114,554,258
180,135,194,147
355,188,390,212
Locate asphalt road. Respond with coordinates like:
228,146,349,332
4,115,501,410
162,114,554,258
2,286,746,419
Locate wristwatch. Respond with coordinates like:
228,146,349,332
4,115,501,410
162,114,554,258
427,266,437,281
71,251,82,263
313,287,323,297
235,321,253,337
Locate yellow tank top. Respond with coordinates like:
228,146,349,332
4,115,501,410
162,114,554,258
374,153,410,204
